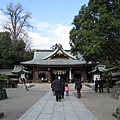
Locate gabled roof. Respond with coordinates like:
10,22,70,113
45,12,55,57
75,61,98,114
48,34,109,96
42,44,76,60
89,65,106,73
0,69,13,76
21,44,87,65
112,72,120,77
11,65,24,73
107,64,120,71
106,64,120,77
11,65,30,73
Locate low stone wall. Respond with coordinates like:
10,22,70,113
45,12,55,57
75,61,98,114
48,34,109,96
0,89,8,100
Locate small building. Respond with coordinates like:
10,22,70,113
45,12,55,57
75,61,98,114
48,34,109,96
0,69,18,82
107,64,120,82
89,65,106,82
19,44,95,83
11,65,30,83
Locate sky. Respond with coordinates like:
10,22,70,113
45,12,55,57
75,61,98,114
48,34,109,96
0,0,89,50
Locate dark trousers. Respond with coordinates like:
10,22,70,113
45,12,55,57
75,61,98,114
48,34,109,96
107,87,109,93
98,87,101,93
95,85,98,92
101,86,104,92
55,91,61,101
77,89,81,98
66,91,69,96
61,91,64,98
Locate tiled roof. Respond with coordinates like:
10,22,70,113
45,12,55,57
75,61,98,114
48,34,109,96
42,47,76,60
11,65,24,73
0,69,13,75
21,44,87,65
112,72,120,76
21,59,86,65
11,65,30,73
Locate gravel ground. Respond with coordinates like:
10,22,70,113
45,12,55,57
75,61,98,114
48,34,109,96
73,89,120,120
0,88,48,120
0,84,120,120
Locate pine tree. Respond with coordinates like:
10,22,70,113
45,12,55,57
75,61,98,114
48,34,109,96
70,0,120,65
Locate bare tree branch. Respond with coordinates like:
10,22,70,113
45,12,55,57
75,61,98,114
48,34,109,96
1,2,34,48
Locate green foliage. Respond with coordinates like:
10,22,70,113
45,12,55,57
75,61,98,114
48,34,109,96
0,3,34,69
8,79,16,88
0,80,16,88
0,74,16,88
102,70,111,80
0,74,8,87
70,0,120,65
0,74,9,80
0,32,33,68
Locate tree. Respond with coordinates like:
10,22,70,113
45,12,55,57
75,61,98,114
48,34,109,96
0,3,33,48
0,32,33,69
102,70,111,80
69,0,120,65
0,3,34,68
0,32,14,68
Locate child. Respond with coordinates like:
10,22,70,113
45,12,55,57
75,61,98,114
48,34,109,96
65,83,69,96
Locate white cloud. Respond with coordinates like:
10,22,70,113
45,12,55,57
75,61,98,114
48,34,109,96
37,21,51,30
28,31,55,49
0,11,71,50
30,21,71,50
0,11,6,21
0,11,7,31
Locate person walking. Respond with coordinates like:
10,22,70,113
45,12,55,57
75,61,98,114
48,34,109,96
75,79,82,98
95,78,98,92
61,80,65,99
99,79,104,93
106,78,110,93
51,81,55,96
98,80,101,93
65,83,69,96
53,75,62,102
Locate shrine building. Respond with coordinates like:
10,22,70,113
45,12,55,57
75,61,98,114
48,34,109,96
20,44,95,83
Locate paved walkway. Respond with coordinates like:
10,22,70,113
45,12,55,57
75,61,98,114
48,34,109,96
18,89,98,120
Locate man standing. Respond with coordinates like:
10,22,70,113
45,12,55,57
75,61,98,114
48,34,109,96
106,78,110,93
51,81,55,96
99,79,104,93
75,79,82,98
95,78,98,92
61,80,65,99
53,75,62,102
98,80,101,93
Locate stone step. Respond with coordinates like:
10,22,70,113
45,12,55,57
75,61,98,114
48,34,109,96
0,112,4,118
116,108,120,114
113,112,120,120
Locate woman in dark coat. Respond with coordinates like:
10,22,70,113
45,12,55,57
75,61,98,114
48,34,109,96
75,79,82,98
95,78,98,92
61,80,65,99
51,81,55,96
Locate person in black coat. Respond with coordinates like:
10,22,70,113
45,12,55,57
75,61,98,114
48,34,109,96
99,79,104,93
53,76,62,102
0,83,3,89
106,78,110,93
95,78,98,92
98,80,101,93
61,80,65,99
75,79,82,98
51,81,55,96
